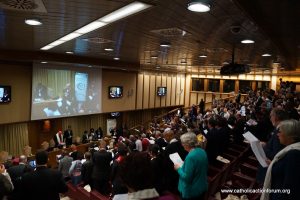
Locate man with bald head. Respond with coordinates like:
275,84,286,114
7,155,33,200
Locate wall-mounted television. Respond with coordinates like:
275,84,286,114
109,86,123,98
157,87,167,96
0,85,11,103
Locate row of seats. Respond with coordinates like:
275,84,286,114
65,182,110,200
205,142,259,200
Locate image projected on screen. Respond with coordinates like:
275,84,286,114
31,66,102,120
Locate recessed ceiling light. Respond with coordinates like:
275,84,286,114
66,51,73,54
160,42,171,48
114,57,120,60
199,55,207,58
104,48,114,51
41,61,48,64
187,0,211,12
25,18,42,26
262,53,272,57
241,39,255,44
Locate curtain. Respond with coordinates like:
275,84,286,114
0,123,29,156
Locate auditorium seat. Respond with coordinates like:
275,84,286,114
90,190,110,200
76,186,90,200
65,182,78,200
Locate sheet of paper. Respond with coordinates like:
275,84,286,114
243,131,268,167
169,152,184,167
243,131,259,143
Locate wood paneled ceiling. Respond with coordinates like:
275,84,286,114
0,0,298,73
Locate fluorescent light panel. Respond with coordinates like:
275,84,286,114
100,2,151,23
41,1,151,50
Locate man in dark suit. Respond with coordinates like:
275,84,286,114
20,150,68,200
163,130,188,194
81,152,93,186
91,140,112,195
7,155,33,200
63,125,73,147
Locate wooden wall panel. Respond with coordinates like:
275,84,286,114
155,75,162,108
102,70,136,112
0,64,31,124
166,76,172,106
206,93,212,102
149,75,156,108
185,74,191,107
143,75,150,109
161,75,167,107
176,76,181,105
171,75,176,105
180,76,185,105
136,74,144,109
190,93,197,105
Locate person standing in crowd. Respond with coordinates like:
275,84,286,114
20,150,68,200
163,129,187,194
111,143,128,196
82,130,89,144
53,130,65,148
63,125,73,147
81,152,93,186
199,99,205,115
174,132,208,200
261,120,300,200
118,152,177,200
0,164,13,200
58,150,73,181
91,140,112,195
7,155,33,200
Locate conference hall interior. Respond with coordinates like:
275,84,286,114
0,0,299,200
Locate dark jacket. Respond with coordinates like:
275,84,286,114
21,166,68,200
81,160,93,185
270,150,300,200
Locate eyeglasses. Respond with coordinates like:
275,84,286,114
276,127,281,133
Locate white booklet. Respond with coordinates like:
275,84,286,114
243,131,268,167
169,152,184,167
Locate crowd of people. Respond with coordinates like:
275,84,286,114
1,79,300,200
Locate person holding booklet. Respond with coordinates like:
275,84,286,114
173,132,208,200
261,119,300,200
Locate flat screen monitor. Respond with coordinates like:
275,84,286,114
109,86,123,98
0,85,11,103
157,87,167,96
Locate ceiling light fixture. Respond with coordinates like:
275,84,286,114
199,55,207,58
262,53,272,57
41,61,48,64
151,56,158,59
187,0,211,12
160,42,171,48
114,57,120,60
40,1,152,50
25,18,42,26
241,39,255,44
66,51,74,54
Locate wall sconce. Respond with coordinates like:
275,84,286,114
127,89,133,97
